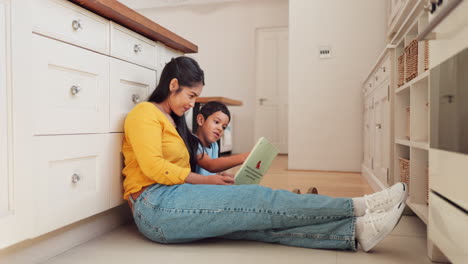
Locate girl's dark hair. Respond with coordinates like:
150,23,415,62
197,101,231,161
148,56,204,171
199,101,231,122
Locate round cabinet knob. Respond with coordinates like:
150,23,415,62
134,44,142,53
70,85,81,95
71,173,81,184
71,20,82,31
424,2,437,13
132,94,141,104
376,123,382,129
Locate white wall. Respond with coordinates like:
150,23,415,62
138,0,289,153
288,0,387,171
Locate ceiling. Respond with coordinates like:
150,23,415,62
118,0,252,9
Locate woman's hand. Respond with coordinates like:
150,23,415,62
219,172,235,178
206,174,235,185
185,172,234,185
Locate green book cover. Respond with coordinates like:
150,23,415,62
234,137,279,185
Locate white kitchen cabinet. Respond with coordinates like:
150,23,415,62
387,0,419,40
33,134,111,236
362,50,395,190
109,133,125,208
32,0,110,55
32,34,110,135
110,57,156,132
0,0,191,250
110,22,157,70
373,81,391,185
393,10,431,224
155,42,184,83
0,0,35,249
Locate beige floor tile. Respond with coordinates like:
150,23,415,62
390,216,426,237
337,235,432,264
41,224,337,264
41,155,431,264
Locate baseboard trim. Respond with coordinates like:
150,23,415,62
0,204,132,264
361,164,386,192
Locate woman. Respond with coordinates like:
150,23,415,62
122,56,408,252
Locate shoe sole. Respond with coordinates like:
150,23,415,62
361,202,406,252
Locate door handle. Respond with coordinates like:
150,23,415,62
259,98,267,105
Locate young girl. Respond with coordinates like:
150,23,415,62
122,56,408,252
193,101,249,176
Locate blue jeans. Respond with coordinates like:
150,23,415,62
129,184,357,250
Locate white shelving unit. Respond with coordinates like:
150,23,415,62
393,10,430,224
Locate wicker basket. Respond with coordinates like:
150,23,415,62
424,40,429,71
399,157,410,191
405,39,418,82
406,107,410,140
426,167,429,204
398,53,405,87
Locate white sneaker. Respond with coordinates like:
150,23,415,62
364,182,408,213
357,202,406,252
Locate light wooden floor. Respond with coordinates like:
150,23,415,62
230,154,375,198
40,155,431,264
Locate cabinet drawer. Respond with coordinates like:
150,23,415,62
32,0,109,54
156,42,166,70
110,22,157,69
364,79,375,95
380,55,391,83
110,58,156,132
165,46,183,62
34,134,111,236
32,34,109,135
428,192,468,263
109,133,125,208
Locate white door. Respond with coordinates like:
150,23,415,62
254,28,288,153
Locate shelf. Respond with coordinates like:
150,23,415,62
411,141,429,150
396,139,411,147
395,71,429,94
364,45,396,84
389,0,425,43
417,0,463,41
196,97,243,106
406,198,428,224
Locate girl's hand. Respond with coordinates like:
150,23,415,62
219,172,235,178
206,174,235,185
240,152,250,163
185,172,234,185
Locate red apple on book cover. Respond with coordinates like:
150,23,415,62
256,161,261,169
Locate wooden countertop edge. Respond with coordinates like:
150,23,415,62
196,97,243,106
68,0,198,53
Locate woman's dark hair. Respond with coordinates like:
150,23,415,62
199,101,231,122
147,56,205,171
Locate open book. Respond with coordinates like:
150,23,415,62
234,137,279,185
